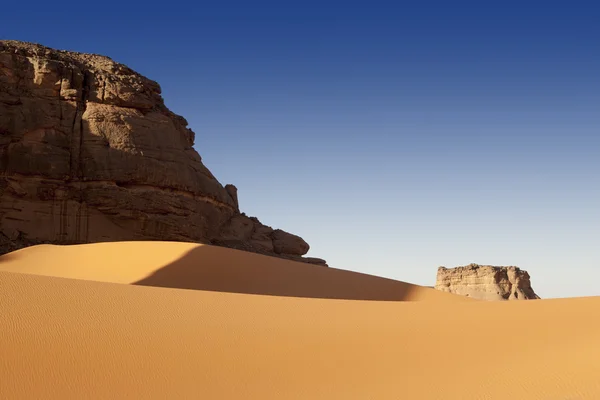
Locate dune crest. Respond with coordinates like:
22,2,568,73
0,242,461,301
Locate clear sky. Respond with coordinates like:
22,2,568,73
3,1,599,298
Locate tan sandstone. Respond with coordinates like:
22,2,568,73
0,40,325,265
435,263,540,300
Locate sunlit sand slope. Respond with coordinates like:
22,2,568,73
0,242,465,301
1,270,599,399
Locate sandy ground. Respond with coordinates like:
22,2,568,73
1,242,599,399
0,242,466,302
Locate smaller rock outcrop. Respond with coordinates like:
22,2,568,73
435,264,540,301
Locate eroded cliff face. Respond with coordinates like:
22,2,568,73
435,264,539,300
0,40,325,265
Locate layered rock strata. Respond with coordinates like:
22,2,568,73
435,264,539,300
0,40,325,266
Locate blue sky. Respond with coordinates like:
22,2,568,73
3,1,599,297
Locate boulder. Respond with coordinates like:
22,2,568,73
271,229,310,256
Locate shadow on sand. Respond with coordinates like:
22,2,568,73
133,245,419,301
0,252,19,264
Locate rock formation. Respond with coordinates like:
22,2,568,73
0,40,326,266
435,264,539,300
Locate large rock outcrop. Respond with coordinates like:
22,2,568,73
0,40,326,266
435,264,540,300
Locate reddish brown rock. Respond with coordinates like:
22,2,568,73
224,184,239,211
271,229,310,256
435,263,540,300
0,40,324,265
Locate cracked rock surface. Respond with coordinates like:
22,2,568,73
435,264,539,300
0,40,326,266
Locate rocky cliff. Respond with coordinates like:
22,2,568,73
435,264,539,300
0,40,326,265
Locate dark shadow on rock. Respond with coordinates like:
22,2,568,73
133,245,418,301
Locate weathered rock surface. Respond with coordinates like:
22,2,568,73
435,264,539,300
0,40,325,265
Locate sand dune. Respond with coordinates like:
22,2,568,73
1,243,599,399
0,242,465,301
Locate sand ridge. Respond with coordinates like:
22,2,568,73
1,242,599,399
0,242,467,302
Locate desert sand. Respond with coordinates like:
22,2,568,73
1,242,599,399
